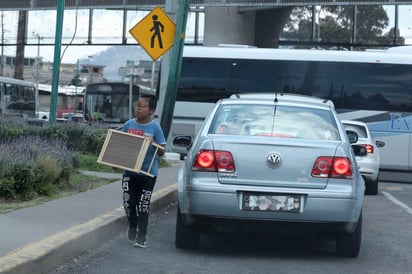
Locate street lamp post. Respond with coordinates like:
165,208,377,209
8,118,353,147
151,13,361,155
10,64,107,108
118,66,144,118
74,58,79,114
33,32,43,117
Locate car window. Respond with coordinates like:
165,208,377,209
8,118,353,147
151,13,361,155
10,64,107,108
209,104,340,141
343,124,368,138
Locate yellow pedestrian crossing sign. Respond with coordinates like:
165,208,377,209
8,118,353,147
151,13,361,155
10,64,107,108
129,6,176,61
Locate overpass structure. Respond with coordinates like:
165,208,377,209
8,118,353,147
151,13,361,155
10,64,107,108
0,0,410,49
0,0,411,10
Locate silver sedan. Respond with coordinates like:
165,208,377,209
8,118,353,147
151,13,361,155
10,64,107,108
173,93,367,257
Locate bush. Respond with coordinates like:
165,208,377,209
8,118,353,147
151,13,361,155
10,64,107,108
0,129,78,200
0,177,16,200
8,165,37,200
0,117,169,200
0,117,108,154
0,117,111,200
34,157,62,196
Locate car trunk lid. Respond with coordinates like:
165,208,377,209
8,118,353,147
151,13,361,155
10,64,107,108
212,136,340,189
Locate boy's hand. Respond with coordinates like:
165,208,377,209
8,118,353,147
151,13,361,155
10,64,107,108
150,140,165,156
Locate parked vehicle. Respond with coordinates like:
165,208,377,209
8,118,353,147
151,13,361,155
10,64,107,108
173,93,367,257
342,120,385,195
0,76,36,118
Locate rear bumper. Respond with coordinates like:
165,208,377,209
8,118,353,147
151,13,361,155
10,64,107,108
181,213,358,235
359,168,379,181
179,190,362,233
357,158,379,181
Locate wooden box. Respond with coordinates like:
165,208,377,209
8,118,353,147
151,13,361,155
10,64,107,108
97,129,160,177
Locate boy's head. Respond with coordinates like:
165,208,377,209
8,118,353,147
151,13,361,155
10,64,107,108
140,94,157,111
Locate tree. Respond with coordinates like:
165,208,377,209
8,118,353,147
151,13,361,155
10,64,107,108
329,5,389,45
282,5,403,49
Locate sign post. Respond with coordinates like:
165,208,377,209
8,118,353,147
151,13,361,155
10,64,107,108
159,0,190,140
118,66,145,118
129,4,188,140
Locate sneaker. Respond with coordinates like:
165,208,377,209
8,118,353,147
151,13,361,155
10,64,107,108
127,226,137,241
133,234,147,248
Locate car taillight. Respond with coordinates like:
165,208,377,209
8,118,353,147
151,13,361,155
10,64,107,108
312,156,353,179
192,150,235,172
360,144,374,153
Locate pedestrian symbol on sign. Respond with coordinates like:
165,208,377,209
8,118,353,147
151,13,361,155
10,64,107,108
150,15,164,49
129,6,176,61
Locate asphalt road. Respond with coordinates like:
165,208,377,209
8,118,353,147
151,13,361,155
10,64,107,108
51,181,412,274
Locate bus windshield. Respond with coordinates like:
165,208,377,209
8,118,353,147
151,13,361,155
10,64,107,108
0,76,36,118
84,82,140,124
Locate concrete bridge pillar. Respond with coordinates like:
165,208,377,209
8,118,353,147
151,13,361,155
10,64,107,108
203,7,255,47
255,7,294,47
203,6,293,48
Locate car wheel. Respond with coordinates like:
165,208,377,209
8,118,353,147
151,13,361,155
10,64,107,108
365,177,378,196
175,206,200,249
336,211,362,257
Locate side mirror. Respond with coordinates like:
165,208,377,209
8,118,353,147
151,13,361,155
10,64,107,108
346,130,359,144
352,145,367,156
376,140,385,148
173,135,192,148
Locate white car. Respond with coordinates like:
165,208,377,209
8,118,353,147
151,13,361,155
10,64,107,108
342,120,385,195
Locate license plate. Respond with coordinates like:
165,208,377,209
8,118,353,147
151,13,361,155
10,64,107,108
242,192,301,212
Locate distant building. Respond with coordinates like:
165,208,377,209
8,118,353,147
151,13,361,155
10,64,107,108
120,60,160,90
0,55,106,85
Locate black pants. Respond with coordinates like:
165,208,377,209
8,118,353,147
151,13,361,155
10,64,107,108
122,174,156,236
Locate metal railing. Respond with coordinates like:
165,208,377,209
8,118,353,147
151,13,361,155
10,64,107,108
1,0,412,11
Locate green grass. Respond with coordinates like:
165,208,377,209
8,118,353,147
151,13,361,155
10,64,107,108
76,152,171,171
76,152,123,173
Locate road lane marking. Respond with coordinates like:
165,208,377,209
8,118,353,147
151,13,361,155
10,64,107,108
381,191,412,216
384,186,403,191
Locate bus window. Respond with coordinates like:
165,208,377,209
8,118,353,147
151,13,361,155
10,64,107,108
227,59,289,93
345,63,412,112
178,58,227,102
290,60,345,107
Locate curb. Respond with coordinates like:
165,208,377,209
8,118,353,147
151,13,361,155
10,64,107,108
0,183,177,274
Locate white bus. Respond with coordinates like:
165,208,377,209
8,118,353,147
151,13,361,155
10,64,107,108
169,46,412,177
0,76,36,119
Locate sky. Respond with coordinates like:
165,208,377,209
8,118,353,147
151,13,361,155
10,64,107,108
1,7,203,64
1,5,411,64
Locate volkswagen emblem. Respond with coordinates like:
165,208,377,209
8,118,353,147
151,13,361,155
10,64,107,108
267,153,281,168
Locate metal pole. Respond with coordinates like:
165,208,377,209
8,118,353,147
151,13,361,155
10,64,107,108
1,12,4,76
160,0,190,140
129,75,133,118
394,5,399,45
33,33,42,117
311,6,316,42
352,5,357,48
49,0,64,123
156,1,177,123
150,61,155,92
75,58,79,114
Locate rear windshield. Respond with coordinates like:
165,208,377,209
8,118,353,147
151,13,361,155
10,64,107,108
209,104,340,141
343,123,368,138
